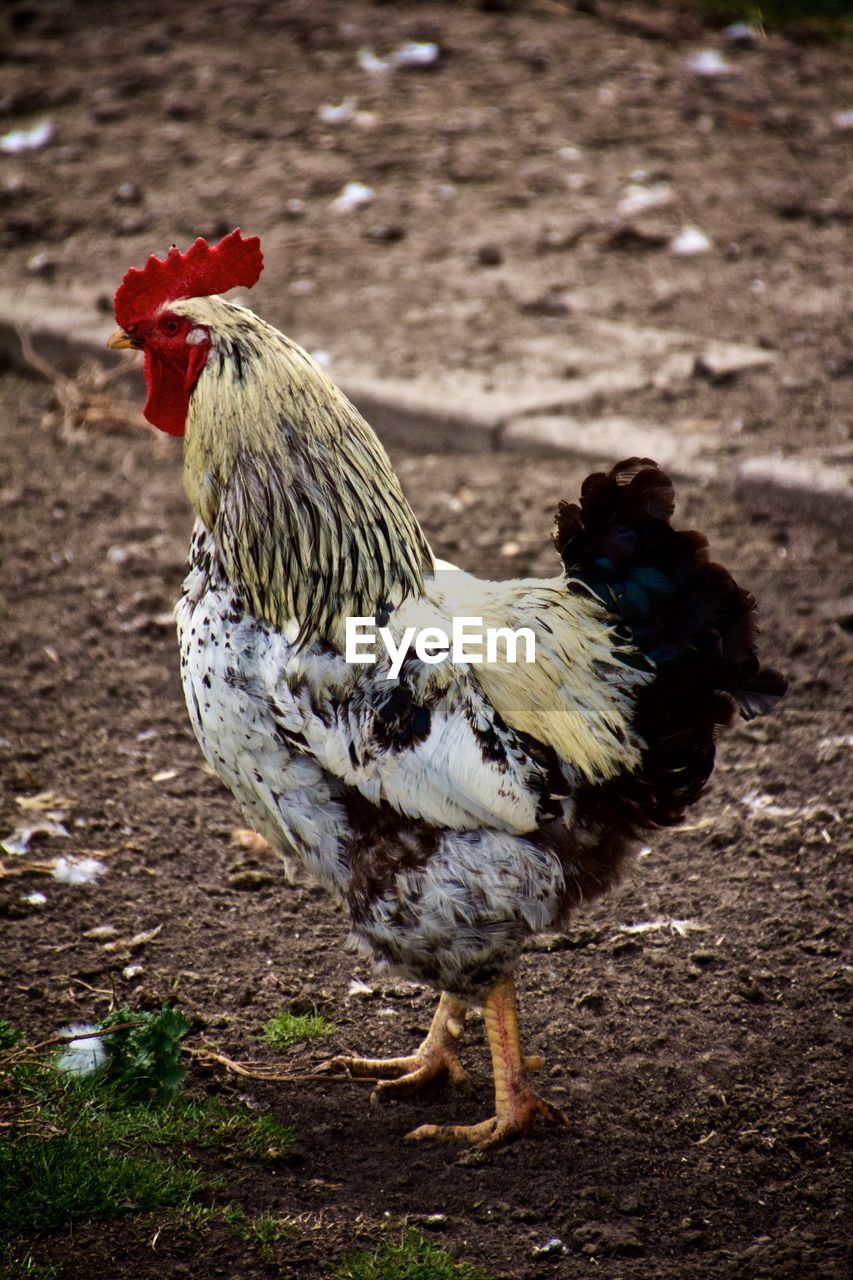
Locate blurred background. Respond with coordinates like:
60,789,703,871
2,0,851,473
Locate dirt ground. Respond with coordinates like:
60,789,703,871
1,2,851,1278
1,366,850,1277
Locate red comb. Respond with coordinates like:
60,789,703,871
114,228,263,329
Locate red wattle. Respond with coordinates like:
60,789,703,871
142,343,209,437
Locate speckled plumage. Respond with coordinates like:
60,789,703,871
165,293,783,1000
177,521,645,996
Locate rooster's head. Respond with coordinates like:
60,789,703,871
108,228,263,436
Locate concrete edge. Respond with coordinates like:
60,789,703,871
0,299,849,531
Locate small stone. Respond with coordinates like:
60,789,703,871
92,100,126,123
576,990,605,1011
27,252,57,278
690,950,718,967
365,224,406,243
531,1238,565,1259
227,869,276,891
670,226,712,256
164,94,196,120
476,243,503,267
687,49,734,78
694,343,775,383
724,22,759,47
527,932,571,953
84,924,119,940
1,175,31,202
519,291,569,317
418,1213,447,1230
606,222,670,251
511,1207,540,1223
117,214,149,236
114,181,142,204
573,1223,645,1257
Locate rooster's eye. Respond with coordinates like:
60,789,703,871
162,318,180,336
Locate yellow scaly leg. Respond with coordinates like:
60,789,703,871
322,991,469,1098
406,975,568,1148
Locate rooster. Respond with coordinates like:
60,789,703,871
108,230,785,1148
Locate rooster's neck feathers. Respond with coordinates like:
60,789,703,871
176,298,432,646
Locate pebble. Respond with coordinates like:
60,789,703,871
510,1207,540,1223
531,1238,565,1259
283,198,305,219
27,252,57,278
330,181,375,213
576,990,605,1010
573,1222,645,1257
91,99,125,124
227,869,276,890
365,224,406,243
670,226,712,255
114,181,142,204
476,243,503,267
724,22,759,47
163,94,196,120
687,49,734,78
117,214,149,236
418,1213,448,1230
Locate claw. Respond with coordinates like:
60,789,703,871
316,992,469,1098
405,976,567,1150
406,1089,568,1149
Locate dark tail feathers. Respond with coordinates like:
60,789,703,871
554,458,786,824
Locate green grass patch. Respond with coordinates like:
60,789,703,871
0,1020,21,1050
180,1203,295,1261
131,1094,295,1160
0,1009,295,1240
338,1230,494,1280
219,1205,294,1260
1,1064,201,1236
0,1248,60,1280
262,1010,336,1049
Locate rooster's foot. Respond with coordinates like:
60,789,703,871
406,975,566,1149
320,991,469,1099
406,1087,568,1149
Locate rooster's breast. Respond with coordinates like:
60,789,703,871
175,522,352,896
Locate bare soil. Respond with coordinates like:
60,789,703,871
1,367,850,1278
1,2,851,1277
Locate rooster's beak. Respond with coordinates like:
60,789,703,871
107,329,137,350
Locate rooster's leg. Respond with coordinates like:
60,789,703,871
323,991,469,1097
406,975,567,1148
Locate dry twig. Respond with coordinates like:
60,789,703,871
15,325,151,438
187,1044,374,1085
